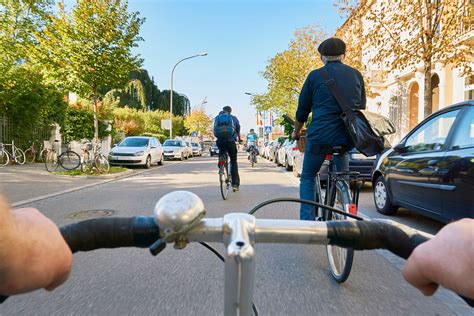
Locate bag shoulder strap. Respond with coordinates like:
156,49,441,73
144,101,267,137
317,68,352,114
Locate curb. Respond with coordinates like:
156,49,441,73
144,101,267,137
11,161,182,207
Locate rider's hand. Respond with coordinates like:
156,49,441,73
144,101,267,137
0,197,72,295
292,130,300,141
403,219,474,299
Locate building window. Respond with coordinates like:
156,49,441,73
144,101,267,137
465,74,474,101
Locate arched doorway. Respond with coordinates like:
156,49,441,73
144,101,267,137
431,74,440,113
408,82,419,130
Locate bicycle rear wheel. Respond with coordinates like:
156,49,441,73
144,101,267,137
59,151,81,170
45,151,59,172
0,150,9,166
324,185,354,283
94,154,110,173
219,165,229,200
39,148,48,163
24,148,35,164
14,148,26,165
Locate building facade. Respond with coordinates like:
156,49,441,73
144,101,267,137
336,0,473,144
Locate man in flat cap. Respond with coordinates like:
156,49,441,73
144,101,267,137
292,37,366,221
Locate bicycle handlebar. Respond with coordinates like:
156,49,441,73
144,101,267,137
57,216,425,258
58,216,474,308
1,191,473,309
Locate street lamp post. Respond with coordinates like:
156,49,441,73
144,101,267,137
169,52,208,139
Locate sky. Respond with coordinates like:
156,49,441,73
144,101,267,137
123,0,345,131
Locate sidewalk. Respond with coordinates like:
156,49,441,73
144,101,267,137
0,163,129,205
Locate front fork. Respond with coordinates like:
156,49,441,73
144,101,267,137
223,213,256,316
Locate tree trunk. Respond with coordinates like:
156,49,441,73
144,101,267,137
423,62,432,118
93,97,99,142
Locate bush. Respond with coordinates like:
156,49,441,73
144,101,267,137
0,65,67,145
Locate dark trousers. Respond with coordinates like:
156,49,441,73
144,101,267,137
217,140,240,186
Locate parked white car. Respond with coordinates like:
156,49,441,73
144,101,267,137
191,142,203,156
185,141,194,157
282,139,299,171
163,139,190,160
108,136,163,169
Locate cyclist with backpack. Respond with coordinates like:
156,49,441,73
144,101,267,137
246,128,258,163
213,106,242,191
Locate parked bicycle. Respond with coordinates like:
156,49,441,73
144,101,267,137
44,141,81,172
2,191,472,311
0,141,26,166
218,152,231,200
80,140,110,174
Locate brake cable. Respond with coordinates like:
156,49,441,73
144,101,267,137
198,197,363,315
248,197,364,220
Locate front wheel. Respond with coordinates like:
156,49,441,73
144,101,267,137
59,151,81,170
45,151,59,172
374,176,398,215
324,185,354,283
158,154,164,165
285,157,292,171
144,155,151,169
0,150,10,166
13,148,26,165
94,154,110,173
24,148,36,164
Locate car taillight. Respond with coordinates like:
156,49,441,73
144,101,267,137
218,160,226,165
292,147,299,151
325,154,332,161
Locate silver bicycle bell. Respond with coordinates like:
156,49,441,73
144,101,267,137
153,190,206,250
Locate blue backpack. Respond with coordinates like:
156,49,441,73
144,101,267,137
214,112,236,140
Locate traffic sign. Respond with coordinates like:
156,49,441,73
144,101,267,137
264,126,272,134
191,132,198,137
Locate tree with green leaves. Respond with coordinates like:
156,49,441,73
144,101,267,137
33,0,144,141
251,26,326,117
336,0,473,118
156,90,191,116
103,68,161,111
0,0,51,72
184,108,213,137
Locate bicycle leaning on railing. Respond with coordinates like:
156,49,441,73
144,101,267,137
0,141,26,166
80,140,110,174
1,190,472,312
44,141,81,172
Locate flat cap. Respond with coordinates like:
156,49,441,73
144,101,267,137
318,38,346,56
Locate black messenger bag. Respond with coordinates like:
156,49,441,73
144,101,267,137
317,68,395,157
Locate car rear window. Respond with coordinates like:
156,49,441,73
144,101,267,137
119,138,149,147
163,140,181,146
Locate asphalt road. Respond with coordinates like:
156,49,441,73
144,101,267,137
1,154,469,315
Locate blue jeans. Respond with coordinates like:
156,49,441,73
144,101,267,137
299,143,349,220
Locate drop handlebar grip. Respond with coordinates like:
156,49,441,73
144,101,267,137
326,220,474,307
60,216,160,253
0,216,160,303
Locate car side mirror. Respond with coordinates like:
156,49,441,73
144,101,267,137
112,144,117,147
393,143,407,153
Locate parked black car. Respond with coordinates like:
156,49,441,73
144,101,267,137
209,143,219,156
348,149,378,181
372,101,474,223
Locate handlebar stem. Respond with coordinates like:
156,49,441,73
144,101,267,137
223,213,257,316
